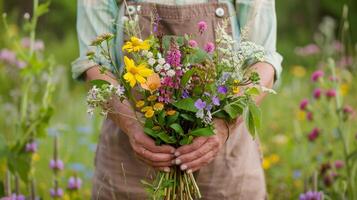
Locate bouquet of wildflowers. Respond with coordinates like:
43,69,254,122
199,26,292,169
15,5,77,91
87,12,266,199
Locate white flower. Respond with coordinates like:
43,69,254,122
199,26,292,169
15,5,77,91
196,109,204,119
167,70,176,77
116,85,125,96
203,111,212,124
158,58,166,65
155,65,163,72
148,58,156,66
163,63,171,70
146,52,153,58
157,53,162,58
141,50,148,56
160,72,166,76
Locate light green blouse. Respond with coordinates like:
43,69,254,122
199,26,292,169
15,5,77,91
72,0,282,81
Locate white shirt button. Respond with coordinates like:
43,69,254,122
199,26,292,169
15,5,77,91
215,7,225,17
127,5,136,15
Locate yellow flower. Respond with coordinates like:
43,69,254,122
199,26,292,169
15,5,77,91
122,37,150,52
153,126,161,131
262,158,271,170
296,110,306,121
32,153,40,162
166,110,176,116
234,80,240,84
136,100,145,108
145,109,155,118
340,83,350,96
141,106,153,113
141,73,161,92
233,86,240,94
269,154,280,164
291,65,306,78
153,103,164,111
123,56,153,87
147,95,158,102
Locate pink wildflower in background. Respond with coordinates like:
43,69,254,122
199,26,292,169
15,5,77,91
308,128,320,141
188,40,198,48
311,70,324,82
204,42,215,53
326,89,336,98
313,88,322,99
197,21,207,34
300,99,309,110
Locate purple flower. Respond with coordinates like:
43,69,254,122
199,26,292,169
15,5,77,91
0,49,17,65
194,99,206,110
188,40,198,48
299,191,323,200
182,90,189,99
166,47,182,67
299,99,309,110
212,96,220,106
295,44,320,56
25,141,38,153
197,21,207,34
2,194,26,200
204,42,215,53
50,159,64,171
68,176,82,190
343,105,354,115
21,37,45,51
313,88,322,99
334,160,344,169
311,70,324,82
50,188,64,198
326,89,336,98
217,86,228,94
308,128,320,142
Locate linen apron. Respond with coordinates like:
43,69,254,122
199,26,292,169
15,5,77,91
92,1,266,199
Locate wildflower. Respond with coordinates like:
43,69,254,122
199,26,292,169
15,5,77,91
233,87,240,94
269,154,280,164
115,85,125,96
197,21,208,34
307,112,313,121
326,89,336,98
166,110,176,116
323,174,334,187
295,44,320,56
204,42,215,53
308,128,320,142
25,141,38,153
136,100,145,108
339,83,350,96
141,74,161,93
32,153,40,162
144,108,155,118
21,37,45,51
262,158,271,170
122,36,150,52
153,103,164,111
343,105,354,117
167,70,176,77
337,56,353,67
311,70,324,82
212,96,220,106
217,86,228,94
313,88,322,99
188,40,198,48
67,176,82,190
50,188,64,198
194,99,206,110
299,99,309,110
299,191,323,200
158,58,166,65
141,106,153,113
166,46,182,67
196,109,205,119
0,49,16,65
182,90,189,98
147,95,157,101
123,56,153,87
50,159,64,171
334,160,344,169
291,65,306,78
148,58,156,66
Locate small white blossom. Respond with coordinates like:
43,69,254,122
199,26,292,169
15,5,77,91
167,70,176,77
141,50,149,56
116,85,125,96
158,58,166,65
146,52,154,58
148,58,156,66
196,109,204,119
155,65,163,72
163,63,171,70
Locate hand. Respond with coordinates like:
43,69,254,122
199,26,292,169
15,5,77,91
173,119,229,173
128,127,176,172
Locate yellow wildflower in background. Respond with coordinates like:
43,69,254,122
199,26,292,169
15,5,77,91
141,106,152,113
136,100,145,108
340,83,350,96
296,110,306,121
123,56,153,87
153,103,164,111
147,95,158,102
166,110,176,116
291,65,306,78
262,158,271,170
122,36,150,52
269,154,280,164
32,153,40,162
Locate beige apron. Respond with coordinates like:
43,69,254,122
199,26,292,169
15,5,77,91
92,1,266,199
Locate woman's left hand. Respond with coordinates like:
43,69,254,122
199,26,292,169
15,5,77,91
173,118,229,173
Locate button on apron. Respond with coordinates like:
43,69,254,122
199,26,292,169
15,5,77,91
215,7,225,17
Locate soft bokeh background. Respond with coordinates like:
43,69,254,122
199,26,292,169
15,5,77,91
0,0,356,199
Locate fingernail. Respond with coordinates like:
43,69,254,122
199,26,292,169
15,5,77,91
174,151,180,157
175,159,181,165
187,169,192,174
164,167,170,172
171,160,176,165
180,164,187,170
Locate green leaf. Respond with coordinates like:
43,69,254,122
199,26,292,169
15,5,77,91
245,87,260,96
172,98,198,112
144,127,158,138
36,1,51,17
187,49,209,64
243,101,261,137
167,112,179,125
158,111,166,126
189,127,215,137
223,100,244,119
145,119,154,128
179,135,194,145
181,69,195,87
157,132,177,144
90,79,110,87
212,110,230,119
180,113,195,122
170,123,184,135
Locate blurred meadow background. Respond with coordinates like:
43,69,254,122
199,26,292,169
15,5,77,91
0,0,356,199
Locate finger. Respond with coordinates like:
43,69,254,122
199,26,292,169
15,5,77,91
135,132,175,154
134,145,175,162
137,156,174,168
180,149,217,172
175,137,208,156
157,167,171,173
175,139,217,165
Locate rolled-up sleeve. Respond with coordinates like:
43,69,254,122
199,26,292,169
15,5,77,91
71,0,118,80
236,0,283,81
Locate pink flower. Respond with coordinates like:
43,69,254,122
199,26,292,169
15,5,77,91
337,56,353,67
334,160,344,169
295,44,320,56
21,37,45,51
188,40,198,48
326,89,336,98
166,46,182,67
311,70,324,82
50,159,64,171
328,76,338,82
300,99,309,110
308,128,320,142
307,112,313,121
343,105,354,114
333,40,343,52
198,21,208,34
204,42,215,53
313,88,322,99
68,176,82,190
